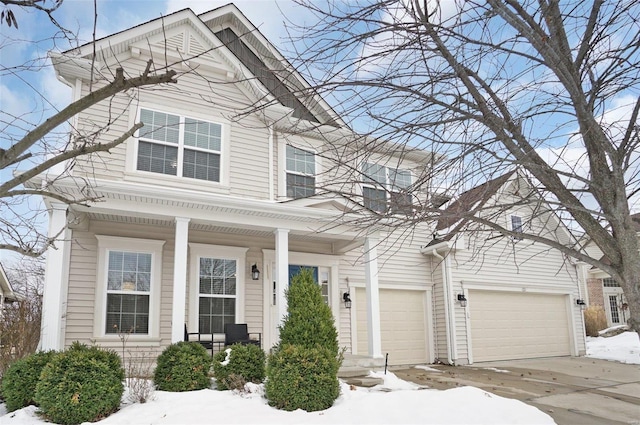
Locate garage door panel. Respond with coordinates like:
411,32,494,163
356,288,428,365
470,290,571,362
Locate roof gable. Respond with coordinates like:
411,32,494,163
55,4,342,128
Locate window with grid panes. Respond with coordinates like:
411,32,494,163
362,162,412,212
137,109,221,182
105,251,151,334
198,257,236,334
286,145,315,199
510,215,523,240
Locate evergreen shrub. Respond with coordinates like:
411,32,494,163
212,343,265,390
265,343,340,411
34,345,124,425
153,341,211,392
266,267,342,411
1,350,57,412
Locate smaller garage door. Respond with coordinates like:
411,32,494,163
356,288,428,366
469,290,571,362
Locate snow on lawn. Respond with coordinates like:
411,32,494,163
0,372,554,425
586,330,640,364
5,333,638,425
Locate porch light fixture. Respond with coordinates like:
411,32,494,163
251,264,260,281
576,299,586,308
343,292,352,309
457,293,468,308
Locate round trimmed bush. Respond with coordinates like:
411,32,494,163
153,342,211,392
1,350,58,412
265,343,340,412
34,347,124,425
67,341,125,381
212,343,265,390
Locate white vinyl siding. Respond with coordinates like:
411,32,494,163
71,56,269,199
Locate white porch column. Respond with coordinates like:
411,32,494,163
274,228,289,338
171,217,190,342
364,235,383,358
40,202,70,351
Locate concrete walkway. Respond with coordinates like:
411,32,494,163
393,357,640,425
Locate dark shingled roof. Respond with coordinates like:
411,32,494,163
430,172,515,244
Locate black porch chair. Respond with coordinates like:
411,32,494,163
184,324,223,356
224,323,261,347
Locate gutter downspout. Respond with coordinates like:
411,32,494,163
432,249,455,365
268,125,274,201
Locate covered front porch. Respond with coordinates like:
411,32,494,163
40,184,386,362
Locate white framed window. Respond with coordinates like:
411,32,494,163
136,108,223,183
361,162,412,212
188,244,248,334
510,215,523,240
94,236,164,340
286,145,316,199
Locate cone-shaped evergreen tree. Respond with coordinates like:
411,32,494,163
278,268,339,356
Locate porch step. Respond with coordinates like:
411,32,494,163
341,354,385,369
338,355,386,387
338,365,372,378
343,376,383,388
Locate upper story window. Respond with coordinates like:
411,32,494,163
603,278,620,287
137,109,221,182
510,215,523,240
361,162,412,213
286,145,315,199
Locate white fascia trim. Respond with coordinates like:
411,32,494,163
420,236,465,255
460,280,576,295
52,176,341,221
71,10,195,58
346,282,432,292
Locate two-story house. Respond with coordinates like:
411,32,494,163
31,4,585,366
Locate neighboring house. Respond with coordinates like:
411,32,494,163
31,4,585,366
577,214,639,328
0,262,21,315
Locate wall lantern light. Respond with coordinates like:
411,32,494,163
251,264,260,280
457,293,468,308
576,299,586,308
343,292,352,309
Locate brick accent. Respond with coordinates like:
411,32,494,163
587,278,604,307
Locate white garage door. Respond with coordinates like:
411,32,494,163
356,288,428,366
469,290,571,362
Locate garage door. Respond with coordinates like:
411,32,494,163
469,290,571,362
355,288,428,365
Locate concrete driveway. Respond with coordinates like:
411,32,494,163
394,357,640,425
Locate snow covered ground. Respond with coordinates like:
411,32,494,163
1,331,638,425
586,329,640,364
